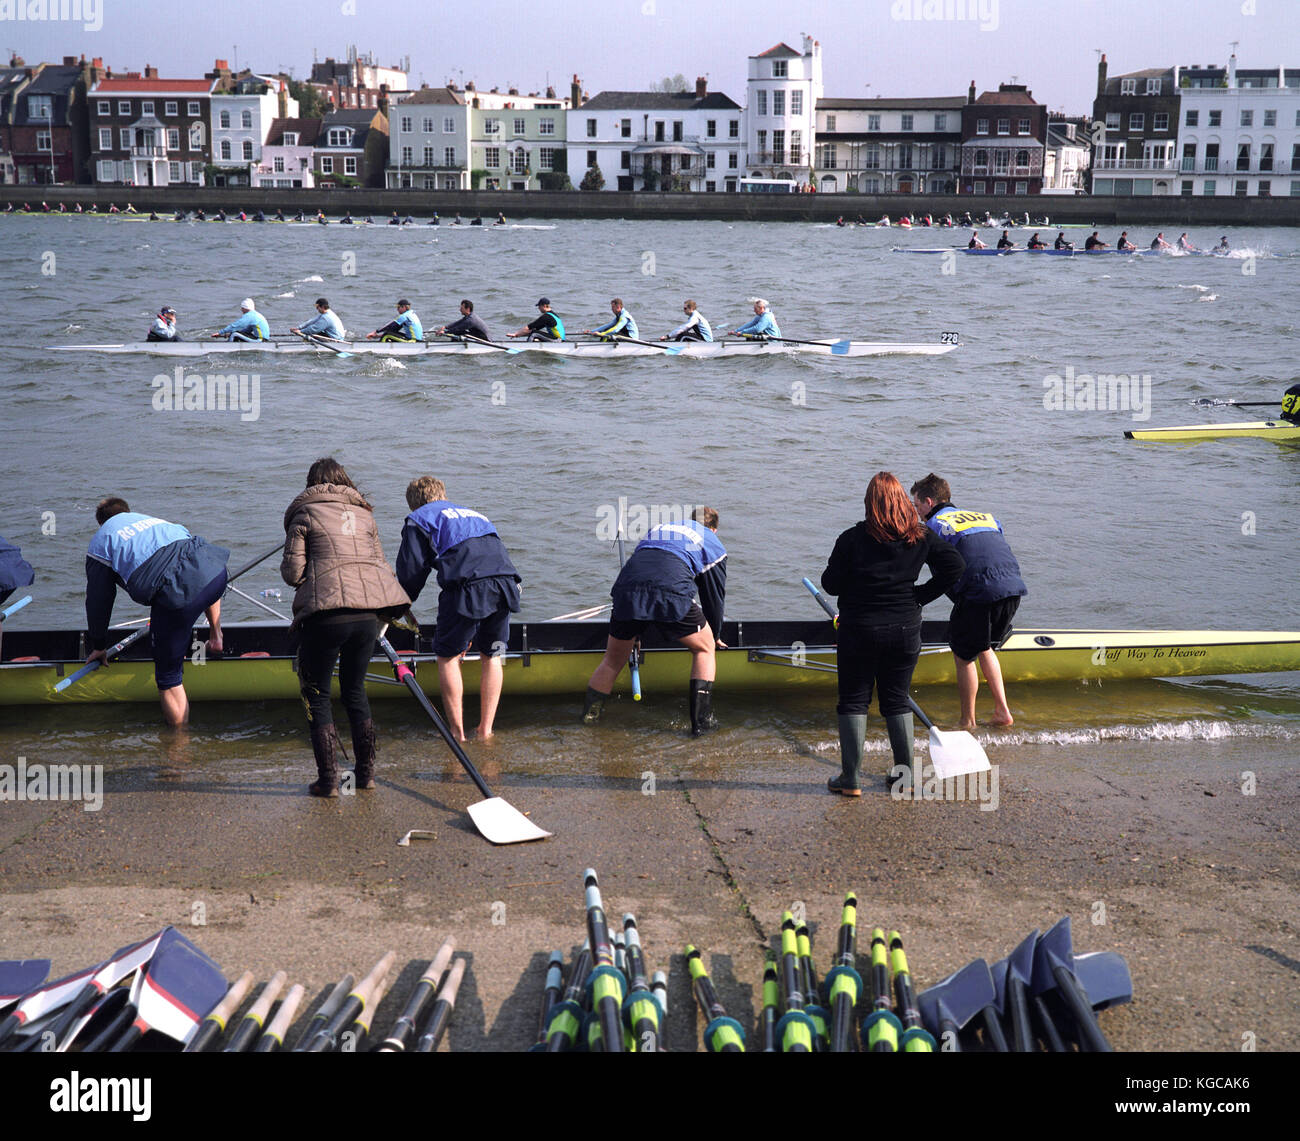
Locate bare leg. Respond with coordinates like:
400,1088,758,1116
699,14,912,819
588,637,634,694
954,655,979,730
205,599,223,653
476,654,504,739
159,684,189,726
680,628,716,680
977,648,1014,726
437,656,467,741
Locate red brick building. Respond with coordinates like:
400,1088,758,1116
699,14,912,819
960,82,1048,195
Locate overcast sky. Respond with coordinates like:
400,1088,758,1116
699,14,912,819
6,0,1298,115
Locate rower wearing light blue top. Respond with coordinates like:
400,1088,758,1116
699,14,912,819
291,297,347,340
730,298,780,340
585,298,639,342
663,299,713,342
212,298,270,342
367,298,423,342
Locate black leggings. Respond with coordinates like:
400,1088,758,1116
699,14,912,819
297,612,379,730
835,619,922,717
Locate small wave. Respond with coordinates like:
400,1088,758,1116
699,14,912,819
274,291,294,298
1197,294,1218,302
983,719,1299,746
364,357,407,374
297,274,324,283
1177,284,1210,292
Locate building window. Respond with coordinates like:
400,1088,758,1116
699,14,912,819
345,156,357,175
973,180,985,193
932,144,946,168
1208,109,1221,127
119,128,131,149
98,128,112,149
1153,112,1168,131
1105,111,1120,130
35,130,51,152
1128,113,1144,131
485,119,499,135
1018,118,1030,134
1237,143,1251,171
976,118,988,134
168,161,181,181
728,153,737,168
1235,179,1248,196
274,155,285,172
402,145,414,165
1120,78,1137,95
118,100,131,116
772,60,787,78
1205,143,1218,170
220,139,232,160
400,116,412,132
98,159,114,181
283,132,297,146
1291,180,1300,196
790,130,802,165
241,110,252,129
706,119,716,138
187,101,200,116
869,114,881,132
587,149,597,168
97,100,110,115
1181,180,1193,195
514,117,526,135
825,114,836,131
1259,180,1271,196
220,110,231,128
321,156,333,173
512,149,526,175
934,113,946,131
443,147,455,167
997,118,1009,134
994,180,1007,194
328,129,350,146
772,129,785,163
995,150,1009,173
1145,78,1161,95
672,120,683,142
539,117,554,135
819,143,836,168
621,151,630,169
757,130,766,156
621,119,631,138
680,155,691,171
706,152,716,168
422,117,434,132
189,161,202,182
729,119,739,138
654,120,665,142
864,143,879,169
773,90,784,116
1260,143,1274,171
164,101,177,116
445,117,457,133
539,147,554,170
167,128,179,150
901,113,913,131
706,181,715,192
1015,149,1029,169
243,140,253,160
791,90,803,116
1185,110,1198,126
1015,181,1027,194
1240,109,1253,127
1264,109,1277,127
1201,179,1215,195
587,118,597,137
757,90,767,116
485,147,500,168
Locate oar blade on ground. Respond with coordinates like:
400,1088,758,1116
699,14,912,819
466,796,552,844
1074,950,1133,1011
115,929,227,1049
0,959,51,1005
918,958,996,1049
926,726,991,780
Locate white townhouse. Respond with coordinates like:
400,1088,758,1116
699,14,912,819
210,74,296,187
1176,55,1300,199
1043,117,1090,193
387,86,468,189
469,84,570,192
566,77,743,192
252,117,320,188
745,36,823,186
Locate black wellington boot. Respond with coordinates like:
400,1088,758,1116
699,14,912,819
308,721,340,798
689,679,718,736
351,718,377,790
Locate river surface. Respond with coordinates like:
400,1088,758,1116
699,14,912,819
2,212,1298,767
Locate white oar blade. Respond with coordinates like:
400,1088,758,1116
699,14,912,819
928,728,991,780
467,797,551,845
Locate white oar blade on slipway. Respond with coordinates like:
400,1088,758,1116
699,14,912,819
928,729,991,781
467,797,551,845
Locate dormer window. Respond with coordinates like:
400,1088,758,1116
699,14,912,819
1120,78,1137,95
772,60,787,78
328,127,351,146
1145,78,1161,95
284,132,298,146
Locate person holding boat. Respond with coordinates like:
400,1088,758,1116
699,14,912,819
367,299,423,343
291,297,347,341
0,534,34,608
662,299,713,342
434,299,490,342
82,498,230,726
582,507,727,736
730,299,780,340
147,306,179,342
281,458,411,797
820,473,965,796
395,477,522,741
910,474,1027,731
509,298,565,341
584,298,639,342
212,298,270,342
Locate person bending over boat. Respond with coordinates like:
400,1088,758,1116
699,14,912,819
582,507,727,736
968,231,987,249
662,299,713,342
1116,231,1136,252
1178,233,1198,252
1054,231,1073,251
820,473,964,796
213,298,270,342
585,298,639,342
1027,232,1046,249
292,297,346,341
341,212,354,225
83,497,229,726
730,299,780,340
1281,382,1300,425
396,477,522,740
997,229,1016,249
367,299,423,342
509,298,565,341
253,210,265,222
281,458,411,796
1150,232,1172,251
0,533,35,608
434,298,490,342
147,306,179,342
910,473,1027,731
1084,232,1107,250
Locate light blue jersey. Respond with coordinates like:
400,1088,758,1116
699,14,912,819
218,311,270,341
595,309,639,341
735,310,780,339
298,309,346,339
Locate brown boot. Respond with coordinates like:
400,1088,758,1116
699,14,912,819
308,721,340,798
351,718,377,790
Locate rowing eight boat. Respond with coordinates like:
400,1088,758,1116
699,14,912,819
4,620,1298,705
48,338,959,358
1126,420,1300,443
894,247,1230,257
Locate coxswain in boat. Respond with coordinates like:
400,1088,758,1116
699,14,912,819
0,533,35,608
997,229,1016,249
395,476,523,740
509,298,565,341
1027,232,1046,249
1054,231,1074,250
367,298,424,342
582,506,727,735
125,203,137,214
212,298,270,341
663,299,713,342
730,298,780,340
341,211,354,224
968,231,987,249
910,474,1027,730
430,211,440,226
315,210,327,225
585,298,639,342
1150,232,1172,250
1214,235,1229,253
1178,232,1198,252
434,298,490,342
147,305,179,342
1116,231,1136,251
292,297,347,341
1084,231,1107,250
1281,382,1300,425
82,497,230,725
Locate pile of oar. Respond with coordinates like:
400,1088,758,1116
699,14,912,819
689,900,1132,1052
537,869,668,1052
0,928,469,1053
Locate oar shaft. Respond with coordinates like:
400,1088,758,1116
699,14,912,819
185,970,255,1052
223,971,287,1053
379,939,455,1052
253,984,305,1052
1,595,32,620
291,973,353,1051
583,869,625,1052
413,958,466,1052
304,951,394,1052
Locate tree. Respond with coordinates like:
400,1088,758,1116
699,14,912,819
288,79,325,118
649,74,689,93
579,164,605,191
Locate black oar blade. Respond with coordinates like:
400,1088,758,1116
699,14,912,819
918,958,996,1050
1074,950,1132,1011
1031,917,1113,1052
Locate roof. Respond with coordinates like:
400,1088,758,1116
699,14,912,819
397,86,464,106
318,109,384,148
972,90,1041,106
818,96,967,110
92,77,216,94
1101,67,1174,95
14,65,82,124
24,64,81,95
755,43,801,59
265,117,322,146
580,90,741,112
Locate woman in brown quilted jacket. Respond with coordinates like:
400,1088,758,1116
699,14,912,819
281,458,411,797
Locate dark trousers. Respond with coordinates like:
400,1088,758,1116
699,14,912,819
297,612,378,729
835,619,922,717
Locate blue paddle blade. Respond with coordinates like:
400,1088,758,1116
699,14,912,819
918,958,996,1040
0,959,52,1004
134,929,228,1043
1030,916,1075,996
830,339,851,355
1073,951,1133,1011
992,929,1039,1013
661,343,683,355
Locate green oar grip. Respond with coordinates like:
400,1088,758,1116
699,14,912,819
901,1026,938,1052
862,1008,903,1052
775,1009,816,1053
824,964,863,1005
585,964,627,1008
704,1015,746,1053
543,1000,583,1050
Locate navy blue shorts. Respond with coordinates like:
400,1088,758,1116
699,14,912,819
433,604,511,658
610,602,705,643
948,597,1020,662
152,569,227,689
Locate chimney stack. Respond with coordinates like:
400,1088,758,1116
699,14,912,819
545,84,555,98
144,64,159,80
968,79,976,103
696,76,707,98
1097,52,1108,96
571,74,582,108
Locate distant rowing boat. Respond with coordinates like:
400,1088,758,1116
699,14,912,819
48,338,960,358
4,619,1299,705
894,246,1230,257
1126,420,1300,443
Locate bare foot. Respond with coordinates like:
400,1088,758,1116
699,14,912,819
473,727,495,740
988,713,1015,728
958,720,978,732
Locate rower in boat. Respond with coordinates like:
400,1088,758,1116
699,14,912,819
173,210,186,221
470,216,483,226
495,212,506,225
856,214,869,226
662,299,713,342
395,476,523,741
367,298,424,342
1150,232,1172,251
878,214,891,227
253,210,265,222
1215,235,1229,253
961,211,973,227
1116,231,1136,251
1178,232,1198,252
585,298,639,343
997,229,1016,249
1027,232,1046,249
74,202,83,213
212,298,270,342
968,231,987,249
1084,232,1107,250
106,203,118,213
434,298,490,343
213,209,227,222
195,208,206,220
388,211,401,226
148,211,160,221
274,208,286,221
315,210,327,225
291,297,347,341
238,210,248,221
402,214,414,225
581,506,727,736
125,203,137,214
87,202,98,213
82,496,229,725
146,306,179,342
1282,382,1300,424
508,298,565,342
835,216,847,227
294,209,305,221
453,213,463,225
0,534,35,608
340,211,355,224
430,211,440,226
730,298,780,340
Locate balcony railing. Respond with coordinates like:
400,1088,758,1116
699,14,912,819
751,152,806,166
1093,158,1178,170
130,145,168,158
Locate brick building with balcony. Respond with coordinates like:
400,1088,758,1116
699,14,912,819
960,82,1048,195
7,58,91,185
1089,56,1180,195
814,95,964,194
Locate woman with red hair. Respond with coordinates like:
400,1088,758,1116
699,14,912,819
820,472,964,794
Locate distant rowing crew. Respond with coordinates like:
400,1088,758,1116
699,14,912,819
3,201,507,227
970,229,1229,253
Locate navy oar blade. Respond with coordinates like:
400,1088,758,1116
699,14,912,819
992,929,1038,1051
1031,917,1112,1052
0,959,51,1006
918,958,996,1050
1074,950,1132,1012
108,929,227,1051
